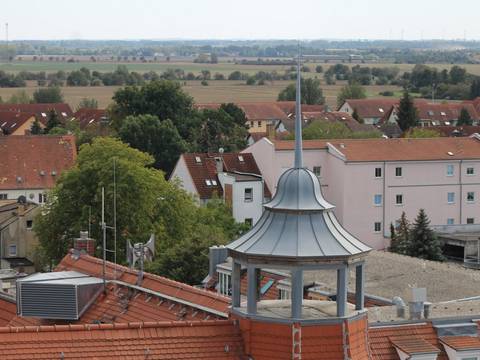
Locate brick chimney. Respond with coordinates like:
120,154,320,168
74,231,95,256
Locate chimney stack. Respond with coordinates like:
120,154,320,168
74,231,95,256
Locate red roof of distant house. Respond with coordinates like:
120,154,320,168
0,135,77,190
73,108,108,129
276,101,325,116
195,102,289,121
0,103,73,120
0,320,245,360
0,295,16,327
341,98,401,119
414,102,480,123
180,152,271,199
0,112,36,135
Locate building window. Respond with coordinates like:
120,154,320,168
396,194,403,205
244,188,253,202
249,121,254,128
447,192,455,204
279,288,291,300
8,245,17,257
245,218,253,227
395,167,402,177
467,192,475,202
38,193,47,203
447,218,454,225
218,271,231,296
0,194,7,200
374,194,382,206
374,222,382,233
467,218,475,224
313,166,321,177
447,164,454,176
257,121,261,128
26,220,33,229
467,167,475,175
375,167,382,178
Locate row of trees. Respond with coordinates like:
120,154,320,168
390,210,443,261
0,87,64,105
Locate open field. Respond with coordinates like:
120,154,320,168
0,80,402,109
2,60,480,76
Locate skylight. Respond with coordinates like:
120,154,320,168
440,111,446,116
10,123,16,128
378,108,384,113
1,122,6,127
195,156,202,163
238,155,244,162
205,180,212,186
61,112,67,117
445,121,451,125
211,180,218,186
428,111,434,116
447,151,454,156
41,113,47,117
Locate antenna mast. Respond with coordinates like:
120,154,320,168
5,23,8,63
101,187,106,292
113,158,117,281
294,42,303,169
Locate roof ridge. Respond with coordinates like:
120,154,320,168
0,319,236,334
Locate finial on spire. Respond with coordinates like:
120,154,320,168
294,42,303,169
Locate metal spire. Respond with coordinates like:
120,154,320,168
294,43,303,168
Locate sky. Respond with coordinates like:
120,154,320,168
1,0,480,41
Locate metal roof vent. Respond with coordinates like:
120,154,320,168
17,271,103,320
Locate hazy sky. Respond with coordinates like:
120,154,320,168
1,0,479,41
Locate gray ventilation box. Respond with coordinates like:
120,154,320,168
17,271,103,320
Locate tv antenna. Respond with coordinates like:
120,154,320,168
5,23,9,63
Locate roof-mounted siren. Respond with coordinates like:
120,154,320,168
127,234,155,285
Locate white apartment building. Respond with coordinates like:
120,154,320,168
243,136,480,250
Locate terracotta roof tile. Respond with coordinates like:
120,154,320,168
0,295,16,326
418,125,480,137
181,152,271,199
195,102,289,121
329,137,480,162
391,337,441,355
0,320,245,359
0,135,77,190
341,98,401,118
55,252,231,316
0,103,73,120
414,102,480,123
440,336,480,351
0,112,36,135
73,108,108,129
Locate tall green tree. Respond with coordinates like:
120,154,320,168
76,97,99,110
389,212,410,255
277,78,325,105
337,83,367,107
470,78,480,99
8,90,31,104
352,108,363,123
30,119,43,135
397,91,419,131
118,115,187,174
44,110,61,133
409,209,443,261
457,107,473,126
219,103,247,127
111,80,194,134
33,86,64,103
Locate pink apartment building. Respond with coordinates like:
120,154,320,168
243,136,480,249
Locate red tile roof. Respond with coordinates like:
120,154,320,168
0,103,73,120
0,320,245,360
55,251,231,317
0,112,36,135
329,137,480,162
440,336,480,351
280,111,376,133
341,98,401,119
275,101,325,116
369,323,447,360
73,108,108,129
273,137,480,161
0,135,77,190
0,295,16,327
195,102,289,121
180,152,271,199
391,337,441,355
414,102,480,123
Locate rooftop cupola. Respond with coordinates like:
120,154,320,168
226,47,371,324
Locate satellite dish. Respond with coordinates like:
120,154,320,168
17,195,27,204
219,147,224,154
